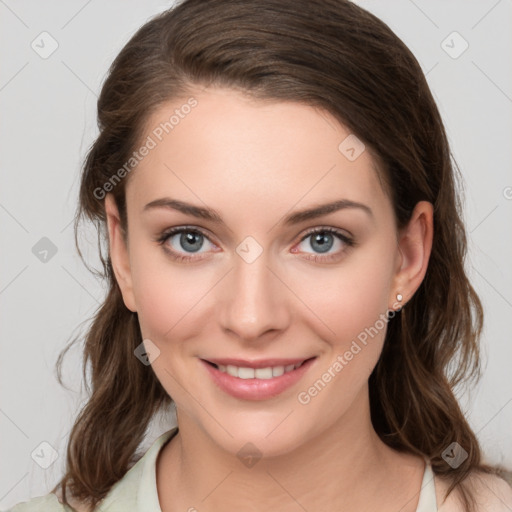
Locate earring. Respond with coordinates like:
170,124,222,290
396,293,403,302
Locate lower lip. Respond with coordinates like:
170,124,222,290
200,358,316,401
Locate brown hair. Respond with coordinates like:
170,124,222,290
52,0,506,510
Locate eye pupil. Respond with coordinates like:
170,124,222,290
311,232,334,253
181,231,203,252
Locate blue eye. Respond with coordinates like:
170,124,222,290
156,226,355,263
156,227,214,262
294,227,355,262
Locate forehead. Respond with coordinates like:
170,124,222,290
126,87,390,224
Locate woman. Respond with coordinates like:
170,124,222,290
8,0,512,511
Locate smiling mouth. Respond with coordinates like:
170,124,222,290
201,356,317,400
202,358,315,380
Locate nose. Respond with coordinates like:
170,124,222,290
218,249,291,343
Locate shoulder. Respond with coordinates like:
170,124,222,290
6,490,93,512
5,493,71,511
434,471,512,511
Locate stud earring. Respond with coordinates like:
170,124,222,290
396,293,403,302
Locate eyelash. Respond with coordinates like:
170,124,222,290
155,226,356,263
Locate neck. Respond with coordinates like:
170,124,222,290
156,387,422,511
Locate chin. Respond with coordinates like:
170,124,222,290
202,412,315,460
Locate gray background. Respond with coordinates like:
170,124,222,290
1,0,511,508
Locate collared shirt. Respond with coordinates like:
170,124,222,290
7,427,439,511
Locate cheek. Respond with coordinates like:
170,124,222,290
295,246,395,346
129,246,215,342
294,264,393,419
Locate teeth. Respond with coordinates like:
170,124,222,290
226,365,238,377
255,367,273,379
215,362,303,379
272,366,284,377
238,367,255,379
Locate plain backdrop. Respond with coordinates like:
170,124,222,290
1,0,511,508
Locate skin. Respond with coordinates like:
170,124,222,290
105,87,434,511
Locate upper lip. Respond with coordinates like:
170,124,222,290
202,357,315,369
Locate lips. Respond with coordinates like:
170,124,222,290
200,356,317,400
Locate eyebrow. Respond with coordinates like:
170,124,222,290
143,197,373,225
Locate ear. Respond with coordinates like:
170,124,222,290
105,193,137,312
389,200,434,309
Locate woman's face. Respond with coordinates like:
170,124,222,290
106,87,430,457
